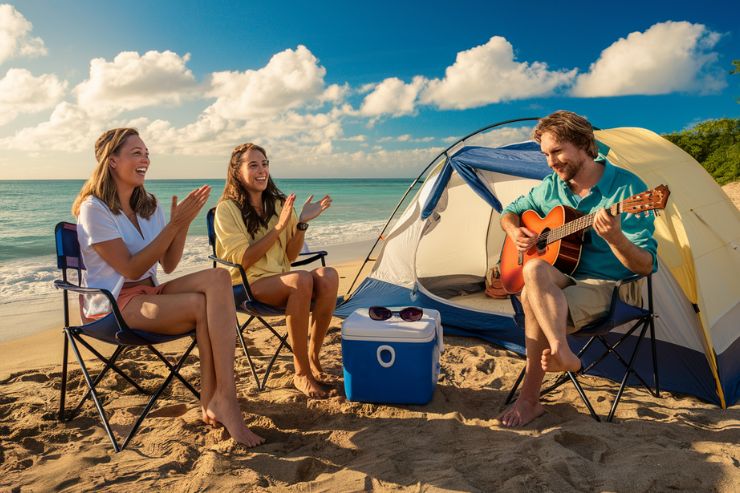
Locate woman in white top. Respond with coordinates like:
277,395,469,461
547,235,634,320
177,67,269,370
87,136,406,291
73,128,264,448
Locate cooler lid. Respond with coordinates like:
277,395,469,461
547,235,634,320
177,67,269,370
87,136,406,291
341,307,442,347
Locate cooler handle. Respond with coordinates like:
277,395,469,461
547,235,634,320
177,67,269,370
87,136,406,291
376,345,396,368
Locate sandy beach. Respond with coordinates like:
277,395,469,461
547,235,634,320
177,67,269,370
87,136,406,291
1,186,739,492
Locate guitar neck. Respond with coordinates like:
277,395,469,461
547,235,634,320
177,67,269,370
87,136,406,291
544,203,620,244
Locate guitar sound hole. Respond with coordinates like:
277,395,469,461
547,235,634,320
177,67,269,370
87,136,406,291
537,228,549,252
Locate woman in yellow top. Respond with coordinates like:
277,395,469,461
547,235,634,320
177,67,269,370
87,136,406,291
215,143,338,398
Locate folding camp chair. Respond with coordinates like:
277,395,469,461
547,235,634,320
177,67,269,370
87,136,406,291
53,222,200,452
504,274,660,422
205,208,328,391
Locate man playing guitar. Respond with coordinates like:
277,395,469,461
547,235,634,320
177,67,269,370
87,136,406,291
498,111,657,427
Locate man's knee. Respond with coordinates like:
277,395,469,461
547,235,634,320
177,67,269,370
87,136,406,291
523,258,562,286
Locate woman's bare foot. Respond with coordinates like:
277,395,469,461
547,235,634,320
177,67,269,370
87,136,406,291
293,373,329,398
202,407,220,427
497,398,545,428
541,348,581,373
206,394,265,447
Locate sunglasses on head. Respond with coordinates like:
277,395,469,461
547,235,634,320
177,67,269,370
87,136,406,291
368,306,423,322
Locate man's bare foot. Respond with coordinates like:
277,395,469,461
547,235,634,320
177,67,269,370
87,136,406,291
497,398,545,428
293,373,329,398
206,395,265,448
541,348,581,373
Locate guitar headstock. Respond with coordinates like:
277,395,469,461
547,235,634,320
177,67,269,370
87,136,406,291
621,184,671,216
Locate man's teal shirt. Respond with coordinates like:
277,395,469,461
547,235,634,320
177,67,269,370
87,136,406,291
501,157,658,281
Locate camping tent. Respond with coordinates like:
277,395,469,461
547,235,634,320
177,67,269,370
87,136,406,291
336,120,740,408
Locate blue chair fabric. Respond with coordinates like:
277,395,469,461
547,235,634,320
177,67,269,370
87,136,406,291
53,222,200,452
504,275,660,422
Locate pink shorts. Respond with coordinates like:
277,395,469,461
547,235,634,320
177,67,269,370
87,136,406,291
81,282,169,322
117,283,168,312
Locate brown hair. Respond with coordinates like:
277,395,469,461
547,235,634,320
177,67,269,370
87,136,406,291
219,143,286,238
72,128,157,218
532,110,599,158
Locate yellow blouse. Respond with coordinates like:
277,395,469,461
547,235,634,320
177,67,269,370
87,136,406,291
214,199,297,286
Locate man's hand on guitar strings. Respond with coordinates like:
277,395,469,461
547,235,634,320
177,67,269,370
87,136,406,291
512,226,537,253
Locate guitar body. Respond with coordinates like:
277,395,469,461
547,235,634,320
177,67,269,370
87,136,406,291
500,205,585,294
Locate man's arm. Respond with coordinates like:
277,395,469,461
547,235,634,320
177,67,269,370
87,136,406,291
501,212,537,253
593,209,654,276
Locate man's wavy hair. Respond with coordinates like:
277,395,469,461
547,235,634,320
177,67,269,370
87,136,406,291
532,110,599,159
220,143,286,238
72,128,157,218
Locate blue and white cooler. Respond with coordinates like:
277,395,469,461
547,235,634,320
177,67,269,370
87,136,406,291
341,307,444,404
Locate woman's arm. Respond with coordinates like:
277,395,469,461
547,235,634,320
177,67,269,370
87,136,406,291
94,186,210,279
233,194,296,269
93,223,181,279
285,194,332,262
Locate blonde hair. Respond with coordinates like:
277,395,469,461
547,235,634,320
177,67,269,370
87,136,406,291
219,143,286,238
532,110,599,158
72,128,157,218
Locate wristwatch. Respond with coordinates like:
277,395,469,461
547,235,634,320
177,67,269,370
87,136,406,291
297,222,309,231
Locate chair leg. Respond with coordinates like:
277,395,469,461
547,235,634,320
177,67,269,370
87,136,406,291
236,317,261,392
120,340,198,451
607,323,650,422
74,336,147,394
59,331,70,421
148,343,201,400
260,335,290,391
650,316,660,397
504,366,526,405
567,372,600,422
66,333,121,452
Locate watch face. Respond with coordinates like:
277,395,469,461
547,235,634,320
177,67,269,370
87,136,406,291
297,222,309,231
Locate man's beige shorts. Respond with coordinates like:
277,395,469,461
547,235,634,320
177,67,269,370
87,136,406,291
563,277,643,333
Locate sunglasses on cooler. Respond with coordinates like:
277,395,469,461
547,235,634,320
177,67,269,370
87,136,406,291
368,306,424,322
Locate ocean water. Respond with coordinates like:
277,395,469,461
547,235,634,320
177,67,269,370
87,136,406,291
0,179,414,303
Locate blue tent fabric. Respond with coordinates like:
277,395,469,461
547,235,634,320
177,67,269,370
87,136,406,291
421,143,551,219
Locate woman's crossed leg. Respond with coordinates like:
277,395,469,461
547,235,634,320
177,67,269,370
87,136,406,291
121,268,264,447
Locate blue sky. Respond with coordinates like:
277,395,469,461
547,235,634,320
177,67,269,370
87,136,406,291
0,0,737,179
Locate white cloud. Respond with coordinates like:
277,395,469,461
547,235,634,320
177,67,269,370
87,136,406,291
359,76,426,117
467,126,534,147
421,36,576,109
572,21,726,97
207,45,328,119
0,4,47,65
0,68,66,125
0,102,98,152
74,50,198,117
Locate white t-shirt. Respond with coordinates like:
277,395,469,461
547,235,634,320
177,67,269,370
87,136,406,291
76,196,166,317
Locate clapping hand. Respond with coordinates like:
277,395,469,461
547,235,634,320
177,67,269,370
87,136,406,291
276,193,297,231
299,194,332,223
171,185,211,229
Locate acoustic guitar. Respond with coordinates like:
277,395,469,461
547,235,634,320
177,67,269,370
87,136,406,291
499,184,670,294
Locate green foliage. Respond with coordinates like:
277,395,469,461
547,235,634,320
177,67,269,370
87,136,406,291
662,118,739,185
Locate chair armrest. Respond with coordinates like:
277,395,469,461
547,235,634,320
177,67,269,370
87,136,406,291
291,250,328,267
53,280,130,333
54,280,117,304
615,274,644,288
207,255,256,301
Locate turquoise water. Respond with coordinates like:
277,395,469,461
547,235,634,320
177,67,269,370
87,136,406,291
0,178,415,301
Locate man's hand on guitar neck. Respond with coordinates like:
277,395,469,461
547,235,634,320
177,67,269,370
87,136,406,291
593,208,654,276
592,208,623,245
